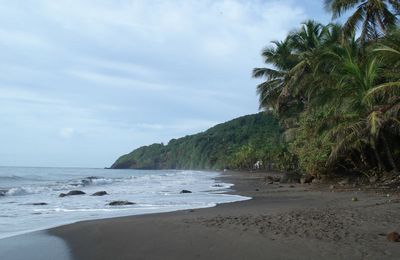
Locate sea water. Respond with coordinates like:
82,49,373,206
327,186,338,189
0,167,249,239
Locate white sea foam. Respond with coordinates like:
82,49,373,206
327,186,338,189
0,167,249,239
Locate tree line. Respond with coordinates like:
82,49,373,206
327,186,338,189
253,0,400,178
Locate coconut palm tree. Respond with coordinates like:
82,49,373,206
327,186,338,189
323,44,400,173
252,36,295,111
253,21,332,113
373,26,400,71
324,0,399,45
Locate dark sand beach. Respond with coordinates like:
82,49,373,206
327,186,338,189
49,171,400,260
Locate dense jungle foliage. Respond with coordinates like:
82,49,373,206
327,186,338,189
252,0,400,178
111,113,287,170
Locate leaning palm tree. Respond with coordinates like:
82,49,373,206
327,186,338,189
253,21,331,113
324,0,399,45
252,36,296,111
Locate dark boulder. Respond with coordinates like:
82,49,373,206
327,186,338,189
311,178,320,184
31,202,48,206
387,232,400,242
180,190,192,194
91,191,108,196
67,190,86,195
263,175,282,183
281,172,302,183
300,174,314,184
273,176,281,183
59,190,86,197
108,200,135,206
265,176,274,182
264,176,273,184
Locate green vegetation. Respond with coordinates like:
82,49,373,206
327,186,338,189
253,0,400,178
111,113,286,170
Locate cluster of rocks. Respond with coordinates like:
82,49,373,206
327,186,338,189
264,172,315,185
57,190,136,206
54,188,193,206
58,190,109,197
264,176,281,184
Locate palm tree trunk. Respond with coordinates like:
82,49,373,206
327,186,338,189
381,134,399,174
372,144,384,172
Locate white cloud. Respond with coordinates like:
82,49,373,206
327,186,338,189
66,69,169,91
135,119,218,132
36,0,306,58
0,87,64,105
75,57,158,78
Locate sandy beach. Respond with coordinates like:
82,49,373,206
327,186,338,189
47,171,400,260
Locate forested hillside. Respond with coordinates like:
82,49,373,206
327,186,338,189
111,113,287,170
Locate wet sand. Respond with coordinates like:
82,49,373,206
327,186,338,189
0,231,71,260
50,171,400,260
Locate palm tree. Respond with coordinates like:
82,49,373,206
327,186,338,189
252,18,400,176
322,45,400,173
324,0,399,45
253,21,332,113
252,36,295,111
373,26,400,70
285,20,326,99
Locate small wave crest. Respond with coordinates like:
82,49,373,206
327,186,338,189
1,176,115,197
78,176,114,186
5,186,51,196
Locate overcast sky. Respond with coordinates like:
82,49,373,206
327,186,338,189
0,0,331,167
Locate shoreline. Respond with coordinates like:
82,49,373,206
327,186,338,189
0,169,245,241
48,170,400,259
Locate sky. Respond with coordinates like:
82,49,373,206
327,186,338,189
0,0,332,168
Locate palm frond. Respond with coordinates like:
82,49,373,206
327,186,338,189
366,81,400,100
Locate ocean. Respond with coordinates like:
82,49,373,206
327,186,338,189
0,167,249,239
